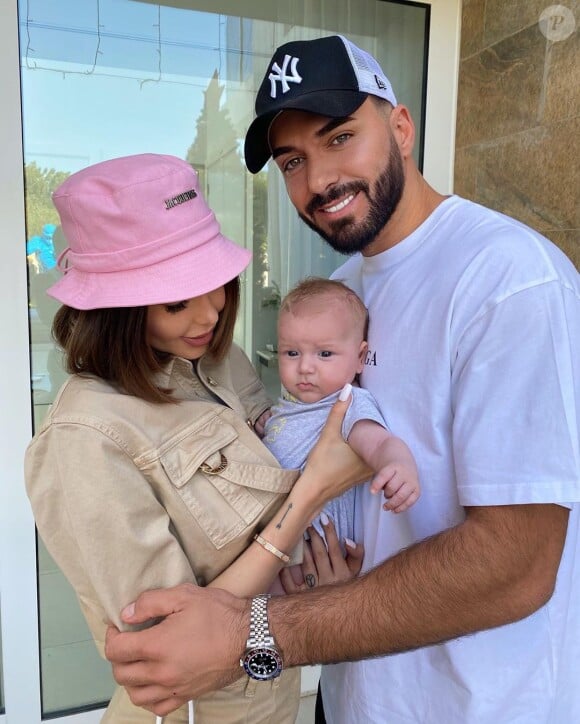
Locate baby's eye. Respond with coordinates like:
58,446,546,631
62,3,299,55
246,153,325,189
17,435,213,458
164,301,187,314
284,350,299,357
319,350,333,358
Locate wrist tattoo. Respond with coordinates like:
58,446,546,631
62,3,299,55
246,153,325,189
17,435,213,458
276,502,293,529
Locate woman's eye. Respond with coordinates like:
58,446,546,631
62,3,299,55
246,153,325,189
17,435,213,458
164,301,187,314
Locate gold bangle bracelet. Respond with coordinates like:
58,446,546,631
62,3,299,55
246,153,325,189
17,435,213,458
253,533,290,563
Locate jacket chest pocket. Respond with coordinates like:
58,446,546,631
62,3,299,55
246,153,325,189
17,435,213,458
158,415,298,549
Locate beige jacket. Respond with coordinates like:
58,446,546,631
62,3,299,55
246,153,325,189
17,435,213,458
25,344,301,723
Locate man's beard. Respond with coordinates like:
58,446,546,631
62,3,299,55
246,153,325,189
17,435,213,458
298,142,404,255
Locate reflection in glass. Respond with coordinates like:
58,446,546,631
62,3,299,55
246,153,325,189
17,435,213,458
19,0,427,714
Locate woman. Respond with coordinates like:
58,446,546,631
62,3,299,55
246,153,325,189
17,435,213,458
24,154,366,723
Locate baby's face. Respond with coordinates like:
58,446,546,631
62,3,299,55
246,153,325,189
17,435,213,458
277,302,366,403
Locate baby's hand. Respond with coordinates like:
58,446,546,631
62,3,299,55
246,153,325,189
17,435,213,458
253,408,272,437
370,462,420,513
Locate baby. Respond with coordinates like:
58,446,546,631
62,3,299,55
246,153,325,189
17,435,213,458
263,277,420,550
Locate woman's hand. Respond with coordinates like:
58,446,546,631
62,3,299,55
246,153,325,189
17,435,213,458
279,515,364,593
296,385,372,508
254,408,272,438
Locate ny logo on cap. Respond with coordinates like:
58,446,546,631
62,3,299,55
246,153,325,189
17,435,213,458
268,54,302,98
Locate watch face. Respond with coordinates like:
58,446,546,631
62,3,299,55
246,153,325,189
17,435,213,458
242,647,283,680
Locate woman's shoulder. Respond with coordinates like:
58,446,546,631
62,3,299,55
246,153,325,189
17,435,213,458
41,374,147,439
50,374,119,413
225,341,252,365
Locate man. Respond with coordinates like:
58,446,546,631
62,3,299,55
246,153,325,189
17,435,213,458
105,36,580,723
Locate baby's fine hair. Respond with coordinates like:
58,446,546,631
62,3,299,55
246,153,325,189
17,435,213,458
280,277,369,339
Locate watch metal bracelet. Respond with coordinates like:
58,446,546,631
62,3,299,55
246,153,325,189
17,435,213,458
246,593,275,648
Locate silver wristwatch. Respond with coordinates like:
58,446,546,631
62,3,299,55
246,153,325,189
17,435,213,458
240,594,283,680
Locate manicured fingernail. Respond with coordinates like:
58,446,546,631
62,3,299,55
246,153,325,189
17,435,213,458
304,529,311,541
339,383,352,402
344,538,356,549
320,512,330,525
121,602,135,619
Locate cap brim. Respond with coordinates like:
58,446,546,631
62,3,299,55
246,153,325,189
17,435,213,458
244,90,368,174
47,235,251,310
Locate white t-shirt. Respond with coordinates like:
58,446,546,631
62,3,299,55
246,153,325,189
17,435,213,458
321,195,580,723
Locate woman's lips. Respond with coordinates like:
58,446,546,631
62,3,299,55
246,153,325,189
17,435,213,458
182,331,213,347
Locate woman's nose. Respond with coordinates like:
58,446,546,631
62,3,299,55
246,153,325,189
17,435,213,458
194,293,220,325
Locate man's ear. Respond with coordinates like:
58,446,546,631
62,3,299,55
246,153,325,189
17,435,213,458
357,340,368,373
389,105,415,159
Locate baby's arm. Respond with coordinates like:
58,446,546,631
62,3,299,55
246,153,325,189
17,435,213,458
347,419,420,513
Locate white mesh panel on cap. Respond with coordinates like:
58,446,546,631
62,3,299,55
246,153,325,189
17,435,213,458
339,35,397,106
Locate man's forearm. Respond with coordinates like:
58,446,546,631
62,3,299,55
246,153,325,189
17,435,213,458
104,504,567,714
269,504,568,666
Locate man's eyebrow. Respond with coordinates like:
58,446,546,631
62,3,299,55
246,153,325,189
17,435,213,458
272,145,294,160
271,115,355,160
315,116,354,138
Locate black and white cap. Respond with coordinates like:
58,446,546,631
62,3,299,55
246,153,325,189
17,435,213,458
244,35,397,174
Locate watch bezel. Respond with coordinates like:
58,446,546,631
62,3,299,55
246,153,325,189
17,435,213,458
241,646,283,681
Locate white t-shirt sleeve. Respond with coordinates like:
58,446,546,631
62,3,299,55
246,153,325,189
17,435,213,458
452,280,580,506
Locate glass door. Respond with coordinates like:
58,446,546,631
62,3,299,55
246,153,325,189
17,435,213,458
0,623,4,716
1,0,460,720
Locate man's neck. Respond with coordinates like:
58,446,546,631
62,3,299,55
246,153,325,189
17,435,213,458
362,171,447,257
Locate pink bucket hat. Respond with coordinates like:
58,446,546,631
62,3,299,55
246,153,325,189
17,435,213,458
47,153,252,310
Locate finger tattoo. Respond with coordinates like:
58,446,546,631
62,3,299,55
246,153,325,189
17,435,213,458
305,574,316,588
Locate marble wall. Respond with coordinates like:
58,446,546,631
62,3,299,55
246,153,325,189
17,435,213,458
454,0,579,268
